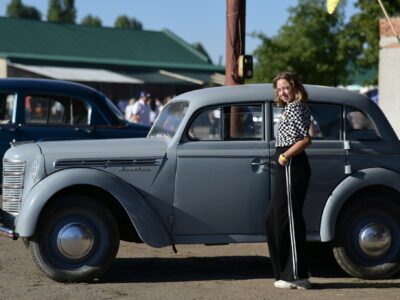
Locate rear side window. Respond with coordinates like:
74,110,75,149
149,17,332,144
345,106,380,140
309,104,342,140
25,94,89,126
272,103,342,140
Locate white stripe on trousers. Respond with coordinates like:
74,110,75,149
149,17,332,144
285,158,299,280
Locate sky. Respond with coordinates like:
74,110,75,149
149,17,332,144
0,0,358,65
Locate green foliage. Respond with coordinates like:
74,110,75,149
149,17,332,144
81,14,102,27
47,0,76,23
343,0,400,84
252,0,349,86
114,15,143,30
6,0,41,20
252,0,400,85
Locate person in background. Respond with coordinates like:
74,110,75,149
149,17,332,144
124,98,137,122
265,71,312,290
149,96,162,125
131,92,151,126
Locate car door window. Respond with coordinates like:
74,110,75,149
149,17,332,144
25,94,89,126
188,104,263,141
188,108,222,140
345,106,380,140
224,105,263,140
272,103,342,140
0,94,16,124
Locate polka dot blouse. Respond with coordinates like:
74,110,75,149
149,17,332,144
276,101,311,147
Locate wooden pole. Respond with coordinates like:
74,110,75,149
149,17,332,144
225,0,246,86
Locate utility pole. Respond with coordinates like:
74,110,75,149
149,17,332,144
225,0,246,86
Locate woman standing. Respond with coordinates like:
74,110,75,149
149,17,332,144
266,71,312,289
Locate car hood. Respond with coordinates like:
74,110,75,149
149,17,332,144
38,138,167,174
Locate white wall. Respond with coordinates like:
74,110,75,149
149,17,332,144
379,24,400,138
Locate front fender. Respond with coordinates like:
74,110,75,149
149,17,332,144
320,168,400,242
16,168,172,248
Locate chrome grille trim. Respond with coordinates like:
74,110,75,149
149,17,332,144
54,158,162,168
2,159,25,216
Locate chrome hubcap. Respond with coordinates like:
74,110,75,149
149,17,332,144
358,223,391,257
57,223,94,259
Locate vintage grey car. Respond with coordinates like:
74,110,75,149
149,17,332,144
1,84,400,282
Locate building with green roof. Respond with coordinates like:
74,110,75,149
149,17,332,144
0,17,224,101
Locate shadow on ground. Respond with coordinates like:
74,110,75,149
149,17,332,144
100,242,400,286
101,255,269,283
100,253,349,284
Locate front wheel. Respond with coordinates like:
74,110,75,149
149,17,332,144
29,195,120,282
333,196,400,279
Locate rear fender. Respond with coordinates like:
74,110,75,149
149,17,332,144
320,168,400,242
16,168,172,248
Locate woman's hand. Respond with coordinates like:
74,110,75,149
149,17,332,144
278,154,288,166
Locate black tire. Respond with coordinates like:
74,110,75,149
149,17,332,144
333,196,400,279
28,195,120,282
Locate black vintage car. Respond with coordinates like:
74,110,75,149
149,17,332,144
0,78,149,174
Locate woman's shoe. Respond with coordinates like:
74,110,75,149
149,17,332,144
274,280,296,289
274,279,311,289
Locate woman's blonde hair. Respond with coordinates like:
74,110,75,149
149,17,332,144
272,71,308,107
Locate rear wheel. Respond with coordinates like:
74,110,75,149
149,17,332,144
333,196,400,279
29,195,120,282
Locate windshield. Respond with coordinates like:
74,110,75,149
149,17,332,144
105,96,126,124
148,101,189,138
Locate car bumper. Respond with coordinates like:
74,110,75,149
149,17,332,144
0,209,18,239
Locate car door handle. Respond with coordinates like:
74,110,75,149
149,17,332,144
75,126,94,134
251,160,276,167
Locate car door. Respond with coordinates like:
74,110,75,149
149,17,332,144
15,92,94,143
271,103,347,237
173,103,270,236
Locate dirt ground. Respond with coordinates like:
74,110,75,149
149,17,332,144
1,236,400,300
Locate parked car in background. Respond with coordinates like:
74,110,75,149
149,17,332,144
1,84,400,282
0,78,150,181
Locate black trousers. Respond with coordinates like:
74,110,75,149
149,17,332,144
265,147,311,281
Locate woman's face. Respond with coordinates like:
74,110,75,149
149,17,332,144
276,79,294,104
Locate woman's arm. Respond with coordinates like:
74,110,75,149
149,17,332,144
278,136,312,166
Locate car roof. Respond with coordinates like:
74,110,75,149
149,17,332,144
0,78,104,99
174,83,371,108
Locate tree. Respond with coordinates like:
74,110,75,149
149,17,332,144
343,0,400,84
81,14,102,27
47,0,76,23
6,0,41,20
252,0,349,86
62,0,76,23
114,15,143,30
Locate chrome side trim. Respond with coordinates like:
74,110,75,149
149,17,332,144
54,158,162,168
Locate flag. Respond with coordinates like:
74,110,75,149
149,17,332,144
327,0,340,14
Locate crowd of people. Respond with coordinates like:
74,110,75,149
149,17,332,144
118,93,173,126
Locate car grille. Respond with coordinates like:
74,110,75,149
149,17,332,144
2,159,25,216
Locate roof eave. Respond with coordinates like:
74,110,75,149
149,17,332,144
0,53,224,72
